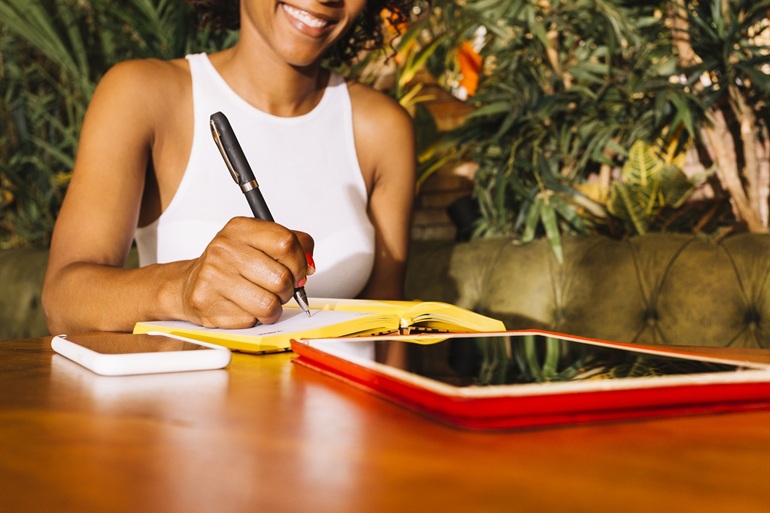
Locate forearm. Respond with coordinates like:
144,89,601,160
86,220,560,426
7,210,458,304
42,260,190,334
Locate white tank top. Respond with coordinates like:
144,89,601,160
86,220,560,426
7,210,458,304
134,53,375,298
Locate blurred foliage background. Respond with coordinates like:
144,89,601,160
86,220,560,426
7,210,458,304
1,0,769,258
384,0,770,261
0,0,234,248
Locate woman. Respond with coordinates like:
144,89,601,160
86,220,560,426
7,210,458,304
42,0,416,333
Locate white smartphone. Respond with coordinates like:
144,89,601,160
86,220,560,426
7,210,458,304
51,332,231,376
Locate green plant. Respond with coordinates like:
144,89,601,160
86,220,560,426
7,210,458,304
0,0,234,248
420,1,687,259
420,0,770,259
668,0,770,232
606,139,698,235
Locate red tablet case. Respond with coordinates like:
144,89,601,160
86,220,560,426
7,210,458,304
290,330,770,430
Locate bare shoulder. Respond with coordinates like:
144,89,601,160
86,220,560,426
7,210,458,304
78,57,193,161
347,80,415,187
91,57,190,113
347,80,413,135
346,79,416,178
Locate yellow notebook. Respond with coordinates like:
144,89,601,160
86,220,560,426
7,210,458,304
133,298,505,354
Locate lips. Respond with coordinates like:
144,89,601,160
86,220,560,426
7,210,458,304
281,3,331,30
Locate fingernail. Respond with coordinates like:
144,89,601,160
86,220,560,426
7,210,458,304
297,277,307,287
306,252,316,270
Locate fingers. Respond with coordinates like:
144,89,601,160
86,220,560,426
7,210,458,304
182,217,316,328
293,230,316,276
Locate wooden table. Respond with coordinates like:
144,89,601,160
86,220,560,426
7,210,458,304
2,338,770,513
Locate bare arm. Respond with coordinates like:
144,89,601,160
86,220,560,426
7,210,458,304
349,83,415,300
42,60,312,334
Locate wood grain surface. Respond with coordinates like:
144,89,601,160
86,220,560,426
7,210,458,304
2,338,770,513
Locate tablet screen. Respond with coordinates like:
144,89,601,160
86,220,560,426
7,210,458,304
308,333,758,388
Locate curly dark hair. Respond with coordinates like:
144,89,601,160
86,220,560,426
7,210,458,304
187,0,416,66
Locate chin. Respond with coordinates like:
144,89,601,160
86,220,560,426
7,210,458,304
281,49,328,70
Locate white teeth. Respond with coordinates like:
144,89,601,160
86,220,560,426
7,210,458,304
282,4,329,29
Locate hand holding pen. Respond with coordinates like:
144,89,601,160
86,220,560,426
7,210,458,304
210,111,312,317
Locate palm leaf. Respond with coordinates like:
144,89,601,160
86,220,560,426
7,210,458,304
0,0,230,247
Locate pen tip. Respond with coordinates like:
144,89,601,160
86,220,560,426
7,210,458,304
294,287,310,316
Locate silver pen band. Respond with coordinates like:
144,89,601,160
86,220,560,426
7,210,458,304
240,179,258,193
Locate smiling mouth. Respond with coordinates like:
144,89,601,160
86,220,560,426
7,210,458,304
281,4,330,29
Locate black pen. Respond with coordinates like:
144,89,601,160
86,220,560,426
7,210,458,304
209,111,311,317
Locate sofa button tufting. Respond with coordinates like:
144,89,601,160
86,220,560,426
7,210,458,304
744,308,760,331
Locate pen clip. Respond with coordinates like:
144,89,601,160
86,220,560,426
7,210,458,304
210,118,240,186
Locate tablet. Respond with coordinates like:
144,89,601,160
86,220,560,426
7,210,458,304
290,330,770,430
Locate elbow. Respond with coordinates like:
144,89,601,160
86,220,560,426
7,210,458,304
42,274,72,335
41,278,63,335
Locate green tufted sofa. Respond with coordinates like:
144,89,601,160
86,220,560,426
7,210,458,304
404,234,770,348
2,234,770,347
